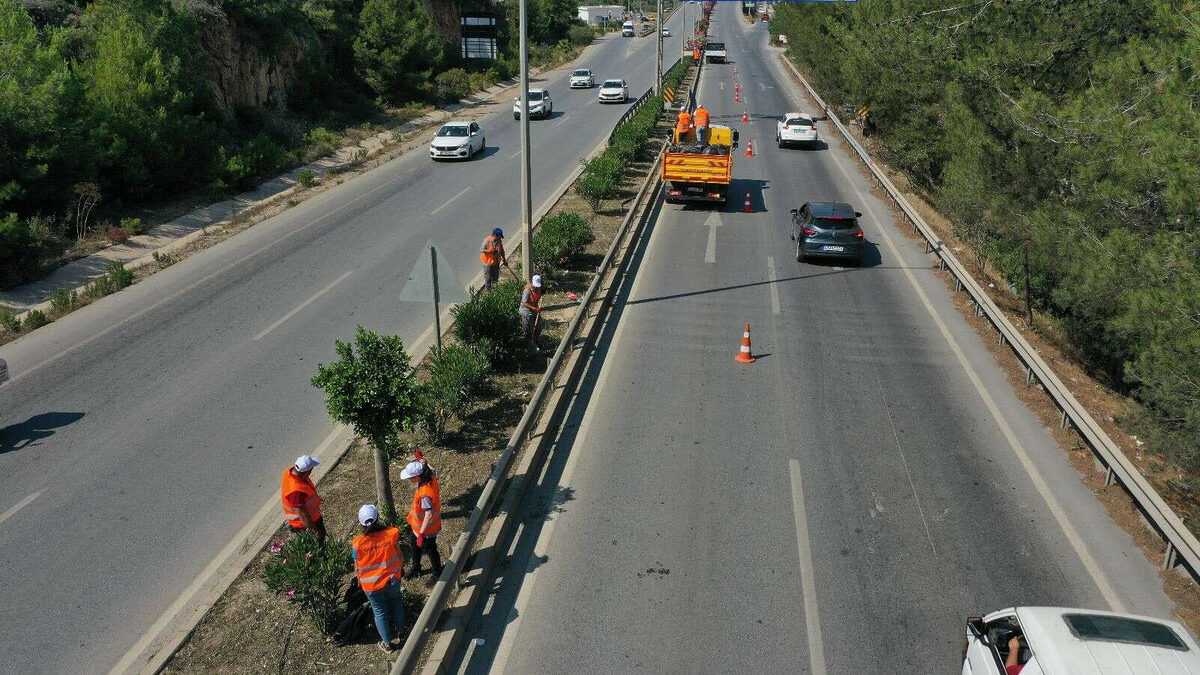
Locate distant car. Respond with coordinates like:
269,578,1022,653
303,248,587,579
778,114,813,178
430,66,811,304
963,607,1200,675
776,112,819,148
570,68,594,88
429,120,485,160
513,88,552,119
790,201,865,264
662,27,671,37
598,79,629,103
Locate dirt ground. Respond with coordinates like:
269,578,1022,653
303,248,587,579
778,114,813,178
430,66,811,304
164,109,667,674
776,55,1200,633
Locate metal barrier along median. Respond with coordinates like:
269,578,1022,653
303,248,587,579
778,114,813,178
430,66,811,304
781,57,1200,581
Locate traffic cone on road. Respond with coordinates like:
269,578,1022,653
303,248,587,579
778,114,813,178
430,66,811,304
735,324,756,364
745,139,754,157
742,192,753,213
741,110,749,124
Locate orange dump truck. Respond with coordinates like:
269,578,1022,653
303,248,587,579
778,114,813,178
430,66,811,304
662,125,738,205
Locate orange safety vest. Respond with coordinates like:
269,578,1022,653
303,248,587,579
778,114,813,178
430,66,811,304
281,468,322,529
676,111,692,131
480,234,503,266
694,107,710,127
352,526,403,592
692,47,701,60
406,477,442,536
520,283,542,311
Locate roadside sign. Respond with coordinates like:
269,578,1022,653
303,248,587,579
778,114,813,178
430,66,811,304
663,86,676,104
399,240,468,304
857,105,869,119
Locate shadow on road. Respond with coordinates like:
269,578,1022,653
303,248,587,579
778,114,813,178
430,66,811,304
0,411,85,454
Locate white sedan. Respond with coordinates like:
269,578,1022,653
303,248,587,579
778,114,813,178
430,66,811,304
513,88,553,119
429,120,485,160
570,68,594,88
598,79,629,104
776,111,819,148
662,27,671,37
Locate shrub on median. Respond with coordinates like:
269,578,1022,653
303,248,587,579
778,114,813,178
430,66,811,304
532,212,594,277
0,309,19,335
575,154,624,212
451,279,524,365
264,532,352,636
23,309,49,330
418,343,491,441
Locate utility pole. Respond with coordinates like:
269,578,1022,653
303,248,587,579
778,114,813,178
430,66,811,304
656,0,663,94
519,0,532,282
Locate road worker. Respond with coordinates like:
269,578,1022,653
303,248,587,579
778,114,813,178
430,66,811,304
351,504,405,653
693,103,710,144
675,109,692,142
281,454,325,542
519,275,543,351
401,455,443,581
480,227,509,291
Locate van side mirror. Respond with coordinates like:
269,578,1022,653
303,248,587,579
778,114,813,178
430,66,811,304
966,617,986,640
789,208,798,218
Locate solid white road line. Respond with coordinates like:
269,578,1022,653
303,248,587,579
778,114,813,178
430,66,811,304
705,220,718,263
109,425,346,675
252,271,353,341
825,147,1127,613
0,491,41,528
767,256,781,314
789,459,829,675
431,186,471,216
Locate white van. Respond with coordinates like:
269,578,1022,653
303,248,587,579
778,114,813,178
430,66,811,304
963,607,1200,674
622,20,634,37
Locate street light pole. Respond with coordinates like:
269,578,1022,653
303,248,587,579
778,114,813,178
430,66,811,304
656,0,663,94
519,0,532,283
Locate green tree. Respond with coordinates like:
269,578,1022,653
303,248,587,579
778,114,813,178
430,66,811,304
354,0,444,103
312,326,421,520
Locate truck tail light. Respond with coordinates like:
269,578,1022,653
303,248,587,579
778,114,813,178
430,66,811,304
802,227,817,236
669,189,682,196
855,230,864,238
811,124,817,131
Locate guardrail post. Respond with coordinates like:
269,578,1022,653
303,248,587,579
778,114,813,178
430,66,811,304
1164,542,1179,570
1059,409,1069,429
1104,465,1116,487
1025,366,1034,385
954,277,963,292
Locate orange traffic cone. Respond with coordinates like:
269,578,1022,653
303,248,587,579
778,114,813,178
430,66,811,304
735,324,756,363
742,192,753,213
734,90,742,103
741,110,749,124
745,139,754,157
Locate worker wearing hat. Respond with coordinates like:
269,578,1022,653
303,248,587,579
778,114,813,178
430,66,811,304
281,454,325,542
401,455,443,580
480,227,510,291
519,275,543,351
352,504,405,653
693,103,710,144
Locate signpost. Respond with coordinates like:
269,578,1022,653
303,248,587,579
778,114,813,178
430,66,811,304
399,242,467,354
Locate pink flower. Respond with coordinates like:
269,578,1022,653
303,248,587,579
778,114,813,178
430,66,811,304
286,589,296,598
305,552,313,560
268,540,283,554
282,559,288,565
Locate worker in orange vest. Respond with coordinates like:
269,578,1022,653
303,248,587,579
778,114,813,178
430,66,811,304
281,454,325,542
693,104,710,144
352,504,405,653
479,227,510,291
401,454,443,580
675,109,692,141
519,274,543,351
692,46,701,61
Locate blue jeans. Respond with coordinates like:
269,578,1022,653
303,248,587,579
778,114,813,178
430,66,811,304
365,577,406,644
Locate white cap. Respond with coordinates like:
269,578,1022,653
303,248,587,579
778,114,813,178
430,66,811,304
294,454,320,472
531,275,542,288
400,460,425,480
357,504,379,526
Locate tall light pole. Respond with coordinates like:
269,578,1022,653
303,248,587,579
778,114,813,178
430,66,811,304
655,0,663,94
519,0,532,282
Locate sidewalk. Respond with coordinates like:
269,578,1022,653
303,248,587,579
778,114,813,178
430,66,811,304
0,77,526,316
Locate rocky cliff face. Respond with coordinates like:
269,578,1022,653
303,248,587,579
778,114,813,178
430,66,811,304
199,6,308,121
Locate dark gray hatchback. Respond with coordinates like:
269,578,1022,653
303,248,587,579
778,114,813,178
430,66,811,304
790,201,865,264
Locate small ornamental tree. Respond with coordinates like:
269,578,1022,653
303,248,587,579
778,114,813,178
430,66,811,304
264,532,352,635
311,326,421,520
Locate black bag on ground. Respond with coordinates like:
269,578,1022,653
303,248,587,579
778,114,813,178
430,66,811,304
331,581,374,646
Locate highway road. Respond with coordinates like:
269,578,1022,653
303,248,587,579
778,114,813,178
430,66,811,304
0,12,688,674
452,5,1177,673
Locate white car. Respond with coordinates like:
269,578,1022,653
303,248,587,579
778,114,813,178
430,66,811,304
963,606,1200,674
598,79,629,104
570,68,594,88
513,88,552,119
429,120,485,160
662,27,671,37
776,112,819,148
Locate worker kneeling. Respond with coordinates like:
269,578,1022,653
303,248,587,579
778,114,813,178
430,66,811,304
352,504,405,654
675,109,692,140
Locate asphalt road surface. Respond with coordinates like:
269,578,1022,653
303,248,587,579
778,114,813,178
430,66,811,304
452,5,1176,673
0,13,688,674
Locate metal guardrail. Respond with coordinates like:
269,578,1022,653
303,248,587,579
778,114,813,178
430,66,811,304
392,56,703,674
781,57,1200,579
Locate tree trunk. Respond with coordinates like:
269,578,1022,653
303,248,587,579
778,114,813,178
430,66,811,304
1023,239,1033,327
373,444,396,522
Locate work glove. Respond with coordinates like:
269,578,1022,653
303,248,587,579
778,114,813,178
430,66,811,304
416,534,425,548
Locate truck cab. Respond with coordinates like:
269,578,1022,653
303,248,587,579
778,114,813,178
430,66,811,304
963,607,1200,674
